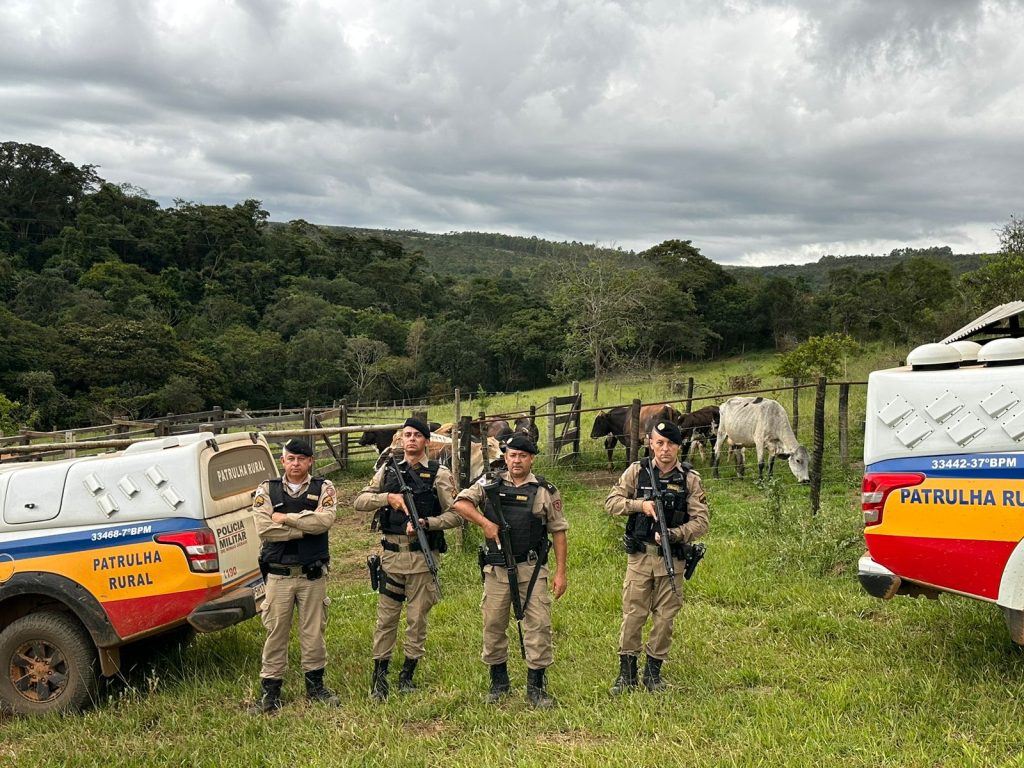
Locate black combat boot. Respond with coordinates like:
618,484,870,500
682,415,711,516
526,667,555,708
304,668,340,705
486,662,511,703
397,657,419,693
642,655,666,692
609,655,638,695
248,677,283,714
370,658,390,701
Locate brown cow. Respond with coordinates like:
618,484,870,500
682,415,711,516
590,404,685,470
358,422,440,454
678,405,720,463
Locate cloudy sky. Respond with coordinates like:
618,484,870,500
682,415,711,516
2,0,1022,265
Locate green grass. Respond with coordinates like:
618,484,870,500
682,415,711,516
7,348,1024,767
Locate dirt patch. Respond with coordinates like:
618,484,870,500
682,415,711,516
535,729,610,746
404,718,450,737
573,469,621,489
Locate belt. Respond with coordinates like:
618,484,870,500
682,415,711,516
381,539,426,553
484,550,543,566
643,543,670,557
266,564,305,577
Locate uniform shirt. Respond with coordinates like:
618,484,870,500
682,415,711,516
605,461,709,543
252,475,337,543
455,470,570,535
352,457,461,531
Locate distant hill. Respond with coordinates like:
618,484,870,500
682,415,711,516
724,247,988,290
327,227,989,288
326,226,633,277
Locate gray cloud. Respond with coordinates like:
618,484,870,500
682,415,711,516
2,0,1021,264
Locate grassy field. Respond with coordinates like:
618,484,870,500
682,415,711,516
5,347,1024,767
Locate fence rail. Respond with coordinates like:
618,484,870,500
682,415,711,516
1,377,868,513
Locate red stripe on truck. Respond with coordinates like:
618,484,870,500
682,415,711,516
866,533,1015,600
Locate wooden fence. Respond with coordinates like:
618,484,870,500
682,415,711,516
1,377,866,514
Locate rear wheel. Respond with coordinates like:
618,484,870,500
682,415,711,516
0,612,98,716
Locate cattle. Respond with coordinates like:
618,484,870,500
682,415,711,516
358,422,440,454
712,397,809,483
378,431,502,481
590,403,685,470
678,405,720,463
513,415,539,445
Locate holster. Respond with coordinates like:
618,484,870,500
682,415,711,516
302,560,326,581
367,554,381,591
679,542,706,580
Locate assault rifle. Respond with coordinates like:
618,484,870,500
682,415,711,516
481,477,527,659
389,453,442,599
646,460,680,598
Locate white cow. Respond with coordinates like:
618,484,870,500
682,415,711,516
712,397,810,483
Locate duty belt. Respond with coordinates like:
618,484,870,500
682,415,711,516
266,563,305,577
483,549,544,566
642,543,677,558
381,539,427,553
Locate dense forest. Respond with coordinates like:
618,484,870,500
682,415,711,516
2,141,1021,431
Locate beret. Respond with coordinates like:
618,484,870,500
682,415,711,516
652,420,683,446
403,417,431,439
502,434,539,455
283,438,314,457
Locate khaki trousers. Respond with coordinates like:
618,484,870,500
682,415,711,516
617,552,683,661
481,563,553,669
372,569,439,661
259,572,329,679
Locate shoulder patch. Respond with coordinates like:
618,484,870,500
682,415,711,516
323,494,336,507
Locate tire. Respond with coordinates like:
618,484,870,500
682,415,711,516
0,612,98,716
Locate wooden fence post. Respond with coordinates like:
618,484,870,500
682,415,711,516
458,415,473,489
546,397,557,460
452,388,462,489
65,431,75,459
339,400,348,470
810,377,827,515
792,379,800,434
571,381,581,457
838,383,849,466
685,378,694,413
628,399,642,464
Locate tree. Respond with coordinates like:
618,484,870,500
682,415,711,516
772,333,861,381
344,336,390,398
549,255,657,399
959,214,1024,314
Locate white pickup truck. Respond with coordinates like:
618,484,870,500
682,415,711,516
0,431,275,715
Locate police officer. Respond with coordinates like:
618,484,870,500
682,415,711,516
452,434,568,708
604,420,709,693
249,438,338,713
353,418,460,700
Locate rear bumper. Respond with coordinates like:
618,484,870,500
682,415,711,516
858,553,941,600
187,577,263,633
858,554,902,599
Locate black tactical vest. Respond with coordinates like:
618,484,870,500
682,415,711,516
483,475,548,559
259,478,330,565
377,459,446,550
625,459,690,544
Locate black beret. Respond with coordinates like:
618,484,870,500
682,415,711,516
283,438,314,457
502,434,539,455
403,417,431,439
652,420,683,445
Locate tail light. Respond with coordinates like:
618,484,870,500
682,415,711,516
156,528,219,573
862,472,925,526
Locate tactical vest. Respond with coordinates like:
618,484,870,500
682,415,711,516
625,459,690,544
377,459,446,551
259,478,330,565
483,475,549,560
